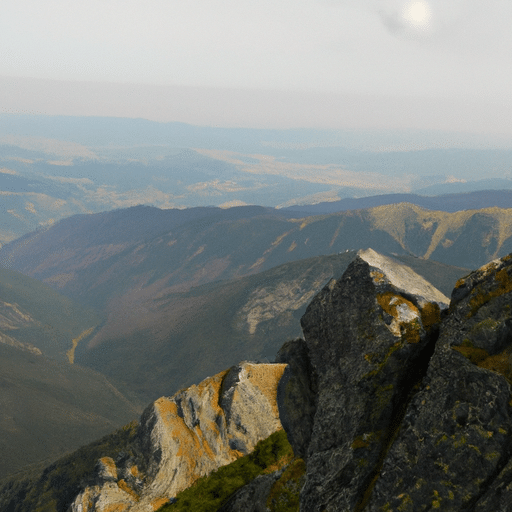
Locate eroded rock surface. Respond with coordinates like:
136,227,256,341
364,254,512,512
298,249,449,511
275,338,317,458
69,362,286,512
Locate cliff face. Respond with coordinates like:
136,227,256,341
4,248,512,512
290,248,449,511
276,249,512,511
68,362,286,512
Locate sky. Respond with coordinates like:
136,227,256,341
2,0,512,136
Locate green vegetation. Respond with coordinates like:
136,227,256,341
0,266,100,361
160,430,294,512
266,458,306,512
0,422,139,512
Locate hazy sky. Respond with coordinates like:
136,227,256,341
2,0,512,135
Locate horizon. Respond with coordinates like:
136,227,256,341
2,1,512,140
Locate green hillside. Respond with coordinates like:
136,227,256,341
0,344,140,480
0,266,101,362
0,267,140,480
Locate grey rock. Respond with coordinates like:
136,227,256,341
69,362,287,512
275,338,317,459
298,250,448,512
364,253,512,512
217,471,283,512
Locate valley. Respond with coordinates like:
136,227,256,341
0,202,480,404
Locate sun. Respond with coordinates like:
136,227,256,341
403,1,432,29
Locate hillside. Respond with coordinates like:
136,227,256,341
3,249,512,511
0,267,141,480
73,251,467,403
0,203,507,305
0,266,101,361
0,343,140,480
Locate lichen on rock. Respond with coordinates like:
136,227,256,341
297,249,448,512
69,362,287,512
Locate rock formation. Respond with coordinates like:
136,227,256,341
5,248,512,512
69,362,286,512
275,249,512,511
363,254,512,511
289,248,448,511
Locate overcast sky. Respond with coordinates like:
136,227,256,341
2,0,512,137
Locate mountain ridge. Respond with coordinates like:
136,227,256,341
1,202,508,303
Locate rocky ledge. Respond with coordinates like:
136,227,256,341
69,362,286,512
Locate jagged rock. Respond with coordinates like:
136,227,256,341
363,254,512,511
275,338,317,458
69,362,286,512
96,457,118,482
298,249,449,511
217,470,284,512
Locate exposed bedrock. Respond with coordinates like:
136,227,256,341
69,362,286,512
297,249,449,512
364,255,512,512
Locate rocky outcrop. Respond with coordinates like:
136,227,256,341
363,254,512,512
273,249,512,511
69,362,286,512
290,248,448,511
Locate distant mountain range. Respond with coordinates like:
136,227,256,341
283,189,512,215
1,114,512,246
0,202,508,301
